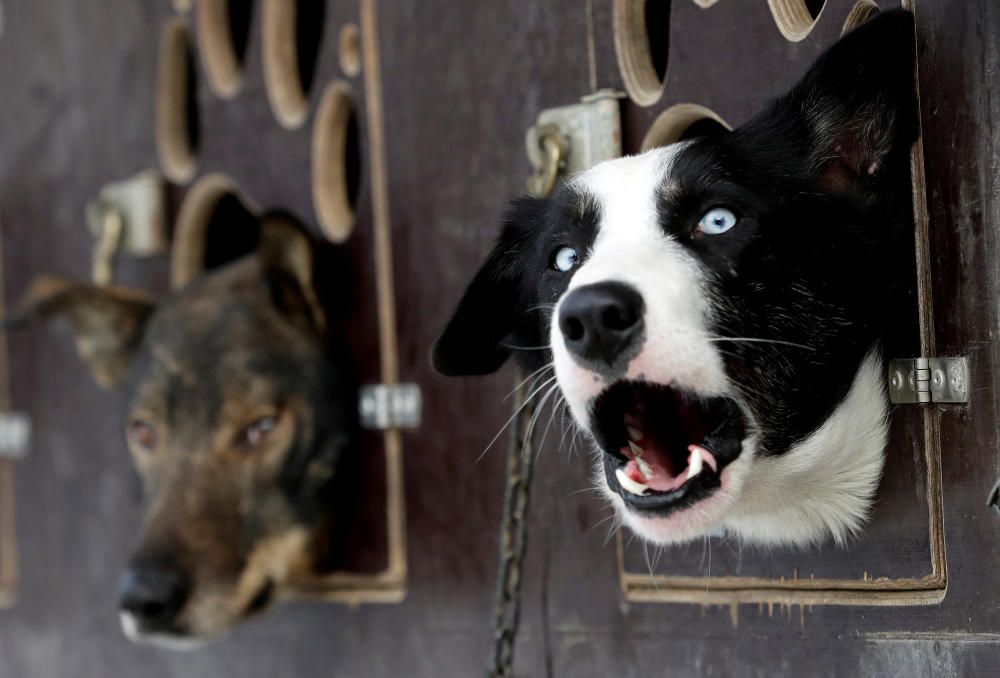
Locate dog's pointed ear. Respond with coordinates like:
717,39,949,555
257,211,326,333
433,197,547,377
778,9,918,191
3,276,155,388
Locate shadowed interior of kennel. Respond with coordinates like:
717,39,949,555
2,0,1000,675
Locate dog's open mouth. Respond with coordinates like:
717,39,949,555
591,381,746,516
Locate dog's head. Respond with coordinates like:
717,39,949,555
7,216,358,646
435,11,917,547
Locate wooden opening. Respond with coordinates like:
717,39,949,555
613,0,671,107
338,23,362,78
767,0,826,42
842,0,879,35
196,0,255,99
263,0,327,129
312,81,362,243
156,18,200,184
171,173,260,290
640,103,730,151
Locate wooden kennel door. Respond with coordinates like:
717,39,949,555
0,1,998,676
379,0,1000,674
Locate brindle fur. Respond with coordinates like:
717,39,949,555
5,214,359,642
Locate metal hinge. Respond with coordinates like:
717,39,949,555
525,89,624,197
86,169,169,285
888,357,969,404
359,383,422,430
0,412,30,460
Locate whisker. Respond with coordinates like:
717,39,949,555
476,375,557,463
707,336,816,352
523,383,561,461
500,343,551,351
503,363,553,402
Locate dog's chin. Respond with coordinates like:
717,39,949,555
586,380,750,544
119,612,210,651
119,579,276,650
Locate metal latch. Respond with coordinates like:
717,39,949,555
86,169,169,285
888,357,969,404
0,412,30,460
359,384,422,430
525,89,624,197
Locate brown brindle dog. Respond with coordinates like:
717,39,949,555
6,215,359,648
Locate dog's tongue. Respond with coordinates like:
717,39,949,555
617,412,718,495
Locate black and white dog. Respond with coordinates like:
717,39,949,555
434,11,918,547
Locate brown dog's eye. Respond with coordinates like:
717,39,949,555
240,416,277,449
127,419,158,450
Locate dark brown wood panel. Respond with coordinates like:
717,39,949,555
0,0,998,676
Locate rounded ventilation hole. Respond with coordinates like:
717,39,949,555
767,0,826,42
339,23,361,77
692,0,718,7
171,173,260,290
312,81,362,243
263,0,327,129
640,103,731,151
841,0,879,35
613,0,671,107
156,18,200,184
196,0,255,99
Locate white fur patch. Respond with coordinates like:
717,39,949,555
551,147,729,427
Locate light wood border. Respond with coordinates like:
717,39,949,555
338,23,362,78
262,0,311,130
195,0,246,99
156,17,199,184
0,224,16,608
842,0,880,35
311,80,359,243
299,0,408,604
640,103,731,151
170,172,258,290
613,0,668,107
767,0,825,42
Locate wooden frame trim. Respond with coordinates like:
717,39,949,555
299,0,408,605
0,222,17,607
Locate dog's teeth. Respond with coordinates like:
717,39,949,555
628,440,644,457
616,468,649,496
626,424,643,442
689,444,718,472
635,456,654,479
687,447,703,479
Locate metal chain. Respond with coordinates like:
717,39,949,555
488,375,538,678
490,122,567,677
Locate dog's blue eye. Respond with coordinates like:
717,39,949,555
552,246,580,272
698,207,738,235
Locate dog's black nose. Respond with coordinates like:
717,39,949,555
118,561,191,628
559,282,645,367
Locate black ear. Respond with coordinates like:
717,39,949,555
776,9,918,191
3,276,155,388
257,211,326,333
432,197,547,377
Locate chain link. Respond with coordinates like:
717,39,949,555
488,375,538,677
